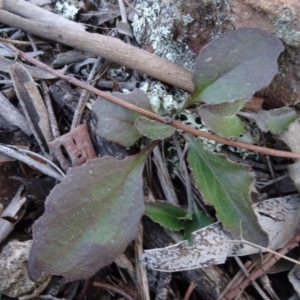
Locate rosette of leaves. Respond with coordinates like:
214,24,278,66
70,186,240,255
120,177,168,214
29,28,295,281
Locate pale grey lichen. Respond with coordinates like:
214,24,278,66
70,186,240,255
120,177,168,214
131,0,195,116
132,0,195,71
140,80,184,115
55,0,81,20
108,66,130,79
149,25,195,70
132,0,259,158
132,1,161,43
182,14,194,25
139,79,224,152
131,0,195,115
272,5,300,47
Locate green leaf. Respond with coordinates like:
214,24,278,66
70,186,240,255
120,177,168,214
183,206,214,244
92,89,152,147
29,152,147,281
145,202,188,231
198,97,247,137
182,28,283,108
264,107,297,134
135,117,176,140
187,136,268,246
239,107,297,134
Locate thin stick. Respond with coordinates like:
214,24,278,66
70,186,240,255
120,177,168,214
173,134,193,213
0,144,64,181
41,81,60,139
77,278,90,300
135,224,151,300
27,33,60,139
4,42,300,159
0,36,44,45
71,57,102,129
14,147,65,177
122,0,140,16
233,257,269,300
153,146,179,205
183,282,198,300
118,0,128,23
217,261,254,300
93,281,134,300
222,232,300,300
228,239,300,266
0,7,193,91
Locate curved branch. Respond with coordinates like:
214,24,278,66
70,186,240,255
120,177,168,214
5,42,300,159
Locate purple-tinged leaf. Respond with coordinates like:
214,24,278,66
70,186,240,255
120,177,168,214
183,28,283,108
92,89,152,147
29,152,147,281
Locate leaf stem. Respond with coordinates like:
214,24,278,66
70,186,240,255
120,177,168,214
4,42,300,159
227,239,300,266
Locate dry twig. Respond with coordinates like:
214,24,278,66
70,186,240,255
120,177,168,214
183,282,198,300
222,232,300,299
3,42,300,159
0,2,192,91
93,281,134,300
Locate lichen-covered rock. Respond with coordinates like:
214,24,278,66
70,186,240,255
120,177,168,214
173,0,300,106
244,0,300,47
132,0,195,71
0,240,51,299
134,0,300,106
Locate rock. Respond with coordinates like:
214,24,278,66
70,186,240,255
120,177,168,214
0,240,51,299
174,0,300,106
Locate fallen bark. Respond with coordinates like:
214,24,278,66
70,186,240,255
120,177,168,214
0,0,85,31
0,0,194,92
